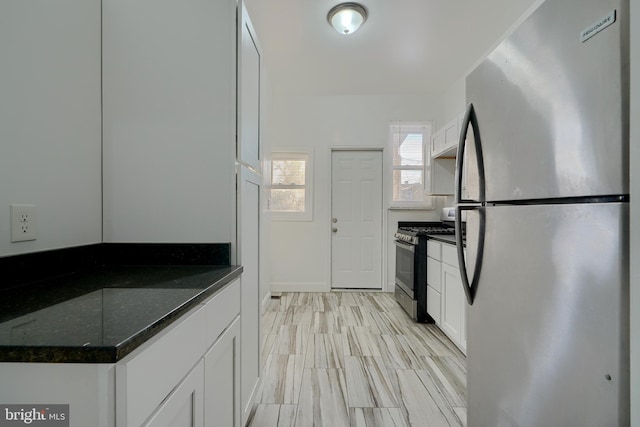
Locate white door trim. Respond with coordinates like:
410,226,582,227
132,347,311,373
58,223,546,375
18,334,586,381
328,147,386,290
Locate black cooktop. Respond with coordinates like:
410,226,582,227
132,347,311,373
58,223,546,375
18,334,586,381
397,221,454,235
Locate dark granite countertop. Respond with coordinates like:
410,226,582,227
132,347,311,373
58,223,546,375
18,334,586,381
426,234,461,246
0,243,241,363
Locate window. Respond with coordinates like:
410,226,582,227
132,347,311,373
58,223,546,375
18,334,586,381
389,121,432,208
270,150,313,221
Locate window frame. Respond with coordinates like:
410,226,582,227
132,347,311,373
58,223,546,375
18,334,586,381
388,121,433,209
270,149,313,221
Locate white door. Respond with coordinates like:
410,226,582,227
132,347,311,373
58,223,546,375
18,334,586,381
238,165,261,424
331,150,383,289
238,0,261,171
237,3,262,425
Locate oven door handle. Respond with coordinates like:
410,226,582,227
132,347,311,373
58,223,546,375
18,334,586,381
394,240,415,253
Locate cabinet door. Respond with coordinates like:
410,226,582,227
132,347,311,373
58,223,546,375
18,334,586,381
144,361,204,427
238,165,261,425
426,256,442,292
116,307,206,427
430,129,444,157
441,263,464,349
427,286,442,325
238,1,262,170
442,118,459,152
204,317,241,427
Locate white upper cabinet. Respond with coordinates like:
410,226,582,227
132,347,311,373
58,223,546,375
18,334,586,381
426,111,466,196
431,117,460,159
431,128,446,157
238,2,262,171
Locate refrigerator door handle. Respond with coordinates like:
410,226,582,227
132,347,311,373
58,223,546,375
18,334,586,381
456,205,485,305
455,103,486,204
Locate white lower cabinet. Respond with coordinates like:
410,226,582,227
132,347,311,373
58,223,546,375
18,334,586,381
116,307,207,427
426,285,442,324
144,361,204,427
0,279,242,427
116,279,241,427
426,244,442,324
441,262,466,353
426,240,467,354
204,317,241,427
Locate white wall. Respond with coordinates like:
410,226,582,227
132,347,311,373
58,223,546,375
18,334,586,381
102,0,237,244
630,0,639,424
268,94,444,292
0,0,102,257
443,77,467,123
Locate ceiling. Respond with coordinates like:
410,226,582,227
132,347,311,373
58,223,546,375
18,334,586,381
243,0,538,96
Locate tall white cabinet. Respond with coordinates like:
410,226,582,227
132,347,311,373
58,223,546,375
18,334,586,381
237,2,263,425
103,0,262,424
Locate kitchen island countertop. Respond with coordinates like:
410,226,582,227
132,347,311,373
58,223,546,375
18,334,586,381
0,244,241,364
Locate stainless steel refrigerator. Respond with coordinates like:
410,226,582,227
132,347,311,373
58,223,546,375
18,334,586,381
454,0,630,425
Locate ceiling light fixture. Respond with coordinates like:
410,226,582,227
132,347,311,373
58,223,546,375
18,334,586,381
327,3,368,35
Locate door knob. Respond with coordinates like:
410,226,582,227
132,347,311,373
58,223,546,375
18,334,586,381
332,228,338,233
332,218,338,223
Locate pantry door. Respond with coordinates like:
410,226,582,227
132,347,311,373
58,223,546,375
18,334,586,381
331,150,383,289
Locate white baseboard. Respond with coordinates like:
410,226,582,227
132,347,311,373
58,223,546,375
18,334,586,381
270,282,329,293
271,282,394,293
386,281,396,293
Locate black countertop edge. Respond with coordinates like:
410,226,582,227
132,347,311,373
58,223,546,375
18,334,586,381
0,266,242,364
426,234,466,247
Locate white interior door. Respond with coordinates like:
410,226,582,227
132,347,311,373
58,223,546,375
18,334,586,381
238,1,261,171
237,3,262,425
238,166,260,425
331,150,383,290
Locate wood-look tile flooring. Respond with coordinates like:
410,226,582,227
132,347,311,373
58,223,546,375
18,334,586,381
246,292,467,427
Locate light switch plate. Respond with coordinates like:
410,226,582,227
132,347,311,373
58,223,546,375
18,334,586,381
10,204,37,242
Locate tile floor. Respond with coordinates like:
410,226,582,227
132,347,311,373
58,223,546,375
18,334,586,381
246,292,467,427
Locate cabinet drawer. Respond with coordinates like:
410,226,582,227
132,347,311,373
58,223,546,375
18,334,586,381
116,306,207,427
442,243,458,267
427,285,441,324
427,240,442,260
205,278,240,349
426,257,442,292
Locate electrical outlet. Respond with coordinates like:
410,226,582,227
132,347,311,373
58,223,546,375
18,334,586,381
10,204,37,242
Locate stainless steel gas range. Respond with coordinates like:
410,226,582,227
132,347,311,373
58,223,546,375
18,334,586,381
393,208,462,322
